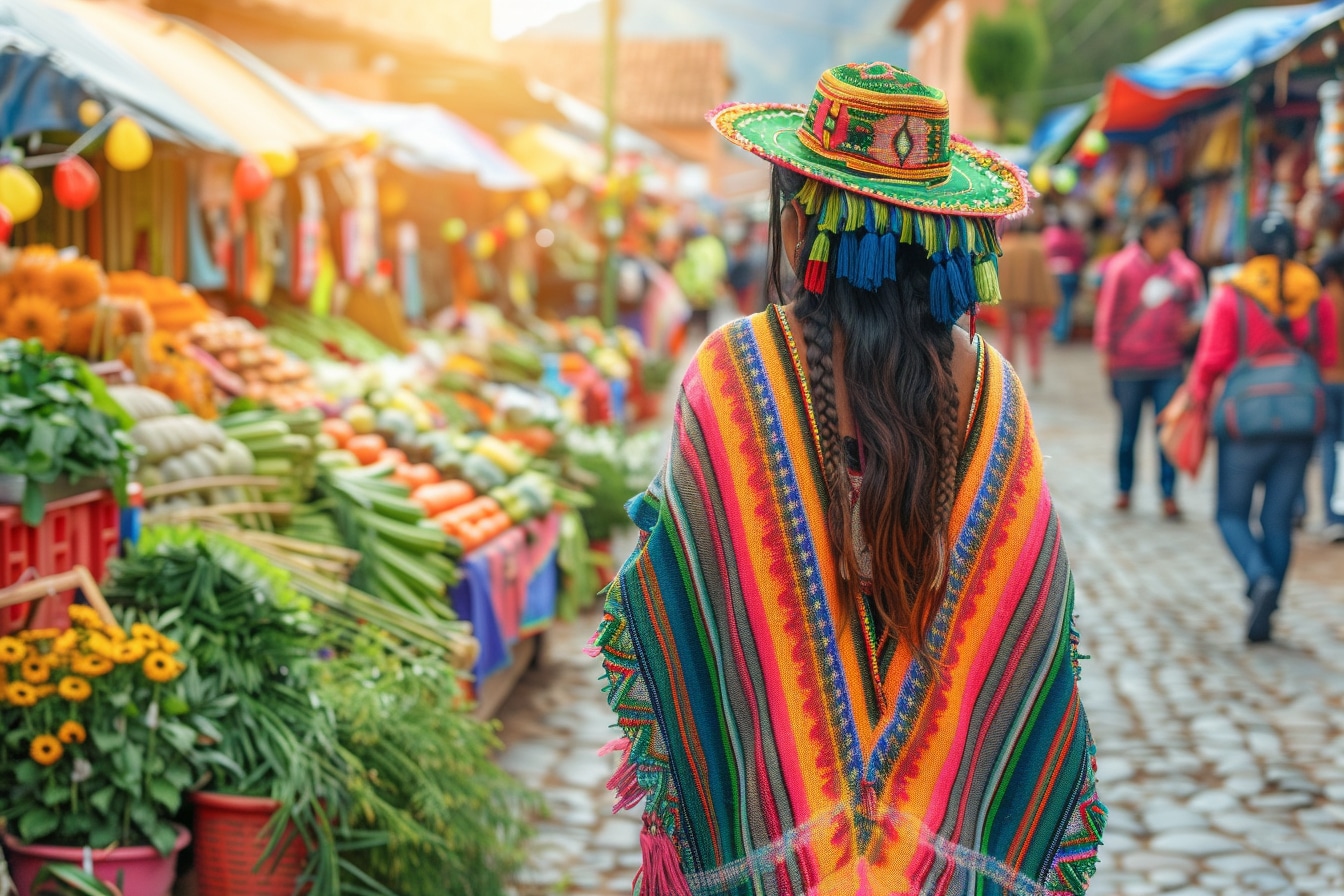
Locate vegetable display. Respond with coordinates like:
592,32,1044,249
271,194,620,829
0,339,138,524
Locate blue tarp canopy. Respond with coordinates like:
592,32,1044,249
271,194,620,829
1102,0,1344,132
0,1,236,150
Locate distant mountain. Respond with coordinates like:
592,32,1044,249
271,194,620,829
515,0,909,104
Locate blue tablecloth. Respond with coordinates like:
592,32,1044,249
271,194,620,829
449,513,560,682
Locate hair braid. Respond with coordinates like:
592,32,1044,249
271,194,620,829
928,339,960,601
796,293,851,564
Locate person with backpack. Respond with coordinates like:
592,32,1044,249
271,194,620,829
1313,247,1344,543
1187,213,1338,642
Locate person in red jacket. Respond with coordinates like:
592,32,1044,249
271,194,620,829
1094,206,1205,516
1187,214,1338,641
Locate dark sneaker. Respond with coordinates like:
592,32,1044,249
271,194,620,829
1162,498,1182,520
1247,576,1279,643
1114,493,1131,511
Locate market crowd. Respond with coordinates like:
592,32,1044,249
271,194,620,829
992,188,1343,645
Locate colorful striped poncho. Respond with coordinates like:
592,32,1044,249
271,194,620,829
591,308,1105,896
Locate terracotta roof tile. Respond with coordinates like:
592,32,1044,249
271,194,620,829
506,38,728,126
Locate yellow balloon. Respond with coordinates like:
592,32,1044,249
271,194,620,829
0,165,42,223
1028,163,1052,194
105,117,152,172
260,147,298,178
472,232,498,260
380,181,408,217
440,218,468,243
78,99,105,128
522,188,551,218
503,206,529,240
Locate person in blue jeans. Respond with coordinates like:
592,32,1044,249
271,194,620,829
1187,215,1340,641
1111,373,1183,503
1314,248,1344,542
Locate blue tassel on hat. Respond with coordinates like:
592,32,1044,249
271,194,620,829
836,230,860,281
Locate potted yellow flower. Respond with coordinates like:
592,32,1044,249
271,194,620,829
0,605,202,896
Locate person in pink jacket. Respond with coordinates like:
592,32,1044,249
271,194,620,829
1094,206,1205,516
1187,213,1338,642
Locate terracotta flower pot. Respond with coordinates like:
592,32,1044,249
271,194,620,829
3,825,190,896
189,792,307,896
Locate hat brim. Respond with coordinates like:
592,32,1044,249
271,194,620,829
709,102,1031,219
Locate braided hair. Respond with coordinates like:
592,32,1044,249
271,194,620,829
767,166,962,658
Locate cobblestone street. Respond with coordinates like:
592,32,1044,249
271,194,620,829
497,337,1344,896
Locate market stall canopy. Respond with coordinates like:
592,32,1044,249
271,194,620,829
0,0,236,150
44,0,332,155
526,79,669,159
1030,99,1096,166
504,124,602,186
1100,0,1344,135
280,90,536,191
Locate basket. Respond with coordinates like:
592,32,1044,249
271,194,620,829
189,792,308,896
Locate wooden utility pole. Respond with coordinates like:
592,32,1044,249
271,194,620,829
600,0,620,326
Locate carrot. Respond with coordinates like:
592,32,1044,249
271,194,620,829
321,418,355,448
379,447,408,467
347,434,387,465
495,426,556,456
416,480,476,517
407,463,441,489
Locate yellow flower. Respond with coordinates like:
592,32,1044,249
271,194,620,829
110,640,146,664
57,720,87,744
157,635,181,655
29,734,63,766
53,629,79,656
18,628,60,643
20,656,50,685
34,684,55,699
105,624,128,642
57,676,92,703
6,681,39,707
85,632,115,660
142,651,183,683
0,636,25,664
68,606,102,628
131,623,158,642
70,654,113,678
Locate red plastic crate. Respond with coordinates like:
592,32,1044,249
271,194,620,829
0,490,121,634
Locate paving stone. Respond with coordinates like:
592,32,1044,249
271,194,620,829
1148,830,1242,857
1142,806,1208,834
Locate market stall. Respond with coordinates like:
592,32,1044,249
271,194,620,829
1068,0,1344,263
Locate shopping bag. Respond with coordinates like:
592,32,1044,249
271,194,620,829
1157,384,1209,477
1334,442,1344,517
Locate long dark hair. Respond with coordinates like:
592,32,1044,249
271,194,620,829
767,166,960,656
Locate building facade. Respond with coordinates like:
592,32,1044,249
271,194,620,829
895,0,1007,140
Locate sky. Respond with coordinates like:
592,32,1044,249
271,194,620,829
492,0,593,40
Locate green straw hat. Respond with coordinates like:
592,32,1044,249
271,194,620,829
708,62,1031,218
707,63,1033,324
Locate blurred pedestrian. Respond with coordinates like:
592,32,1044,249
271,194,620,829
997,215,1061,386
1044,208,1087,342
1315,247,1344,543
1186,213,1337,641
672,225,727,343
1094,205,1205,517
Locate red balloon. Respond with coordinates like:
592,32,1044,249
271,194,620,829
0,203,12,244
233,155,272,203
53,155,100,211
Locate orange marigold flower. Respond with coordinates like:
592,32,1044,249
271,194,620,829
68,606,103,628
142,650,182,683
57,720,87,744
71,654,114,678
110,640,147,664
57,676,92,703
30,734,63,766
20,657,50,685
0,636,25,664
18,628,60,643
6,681,39,707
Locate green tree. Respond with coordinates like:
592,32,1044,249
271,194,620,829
965,3,1051,141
